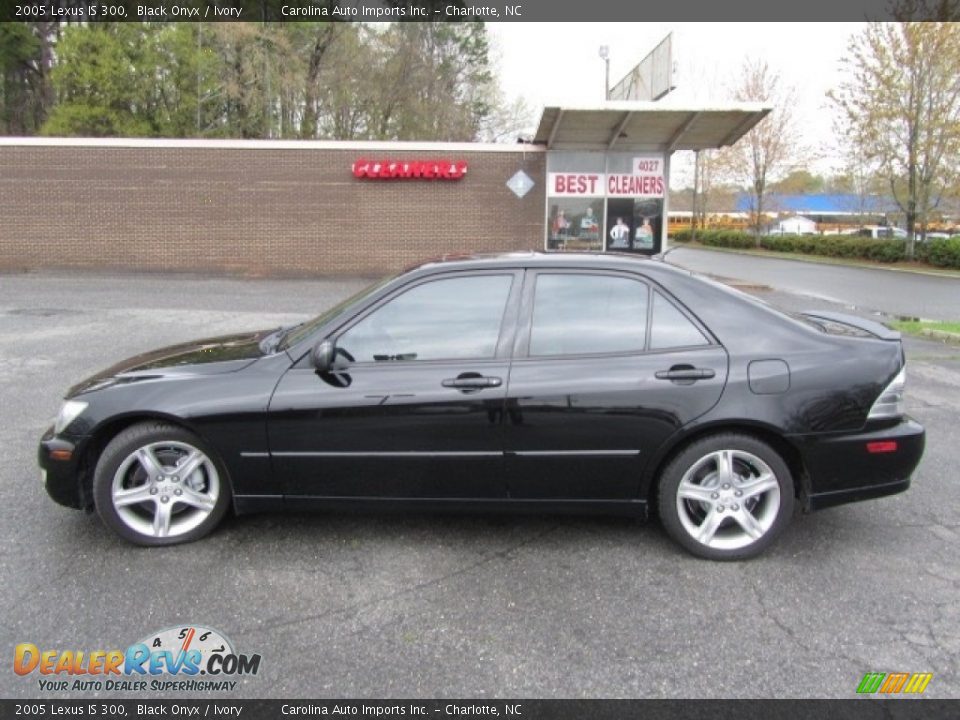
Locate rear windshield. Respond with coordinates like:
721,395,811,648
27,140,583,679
693,272,869,336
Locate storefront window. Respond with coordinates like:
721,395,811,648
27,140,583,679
547,199,605,251
632,198,662,252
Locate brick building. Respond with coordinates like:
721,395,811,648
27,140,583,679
0,104,768,277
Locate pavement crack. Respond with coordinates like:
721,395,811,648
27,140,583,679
748,581,812,652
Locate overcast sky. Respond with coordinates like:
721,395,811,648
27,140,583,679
488,23,865,186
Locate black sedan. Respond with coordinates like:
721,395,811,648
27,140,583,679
38,252,925,559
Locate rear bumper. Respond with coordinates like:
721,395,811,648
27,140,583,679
807,477,911,511
798,417,925,511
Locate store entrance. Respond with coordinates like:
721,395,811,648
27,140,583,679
604,198,663,255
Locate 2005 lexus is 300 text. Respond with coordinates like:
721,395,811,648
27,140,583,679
38,253,925,559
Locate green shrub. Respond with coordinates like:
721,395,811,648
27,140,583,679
761,235,817,253
924,237,960,268
696,229,757,249
862,239,906,262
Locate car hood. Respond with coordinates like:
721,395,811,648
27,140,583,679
67,328,274,397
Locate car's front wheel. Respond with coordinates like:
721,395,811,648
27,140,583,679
93,422,231,546
657,433,795,560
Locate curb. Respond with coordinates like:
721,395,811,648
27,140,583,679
919,328,960,344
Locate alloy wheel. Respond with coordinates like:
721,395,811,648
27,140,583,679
110,440,220,539
674,449,781,551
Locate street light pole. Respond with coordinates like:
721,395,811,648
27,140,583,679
598,45,610,100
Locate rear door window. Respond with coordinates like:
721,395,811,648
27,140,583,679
649,291,710,350
529,273,649,356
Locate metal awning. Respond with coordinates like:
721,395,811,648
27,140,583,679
533,102,772,152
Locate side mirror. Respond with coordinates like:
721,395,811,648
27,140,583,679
312,340,336,373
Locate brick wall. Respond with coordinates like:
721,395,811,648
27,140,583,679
0,142,547,277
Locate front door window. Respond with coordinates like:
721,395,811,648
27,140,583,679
338,274,514,363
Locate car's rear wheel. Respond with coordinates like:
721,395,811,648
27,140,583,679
92,422,231,546
657,433,794,560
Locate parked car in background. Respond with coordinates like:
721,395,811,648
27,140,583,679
38,252,925,560
856,226,908,240
768,215,818,236
767,228,817,236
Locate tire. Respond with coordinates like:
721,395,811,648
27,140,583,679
92,421,232,546
657,433,795,561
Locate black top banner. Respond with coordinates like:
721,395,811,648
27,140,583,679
2,700,960,720
1,0,954,22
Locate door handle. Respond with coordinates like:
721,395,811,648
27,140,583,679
655,366,716,382
441,376,503,389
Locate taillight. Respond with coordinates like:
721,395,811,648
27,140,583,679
868,367,906,420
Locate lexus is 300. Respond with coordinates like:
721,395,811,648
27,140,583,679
38,253,925,559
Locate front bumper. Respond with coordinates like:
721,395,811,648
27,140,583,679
797,417,925,511
38,426,88,509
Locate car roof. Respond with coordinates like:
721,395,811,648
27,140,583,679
405,250,697,283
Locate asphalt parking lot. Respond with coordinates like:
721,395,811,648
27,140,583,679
1,269,958,699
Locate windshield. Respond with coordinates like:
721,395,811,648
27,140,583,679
277,274,398,352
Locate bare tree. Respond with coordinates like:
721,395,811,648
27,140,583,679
691,150,718,233
476,94,534,143
298,24,340,140
829,22,960,257
722,58,800,242
842,149,884,229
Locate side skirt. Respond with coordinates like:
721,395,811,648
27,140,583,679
233,495,648,519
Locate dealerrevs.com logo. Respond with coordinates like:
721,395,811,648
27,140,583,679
14,625,261,693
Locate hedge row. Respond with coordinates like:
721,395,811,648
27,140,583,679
671,229,756,249
670,229,960,268
762,234,907,262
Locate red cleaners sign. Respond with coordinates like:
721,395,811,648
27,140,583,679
352,159,468,180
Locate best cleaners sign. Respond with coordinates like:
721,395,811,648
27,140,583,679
548,155,665,198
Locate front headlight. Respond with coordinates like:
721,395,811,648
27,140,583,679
54,400,88,435
868,367,906,420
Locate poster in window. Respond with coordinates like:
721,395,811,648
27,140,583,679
632,198,663,253
547,199,605,252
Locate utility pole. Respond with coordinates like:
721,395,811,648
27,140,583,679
691,150,700,243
